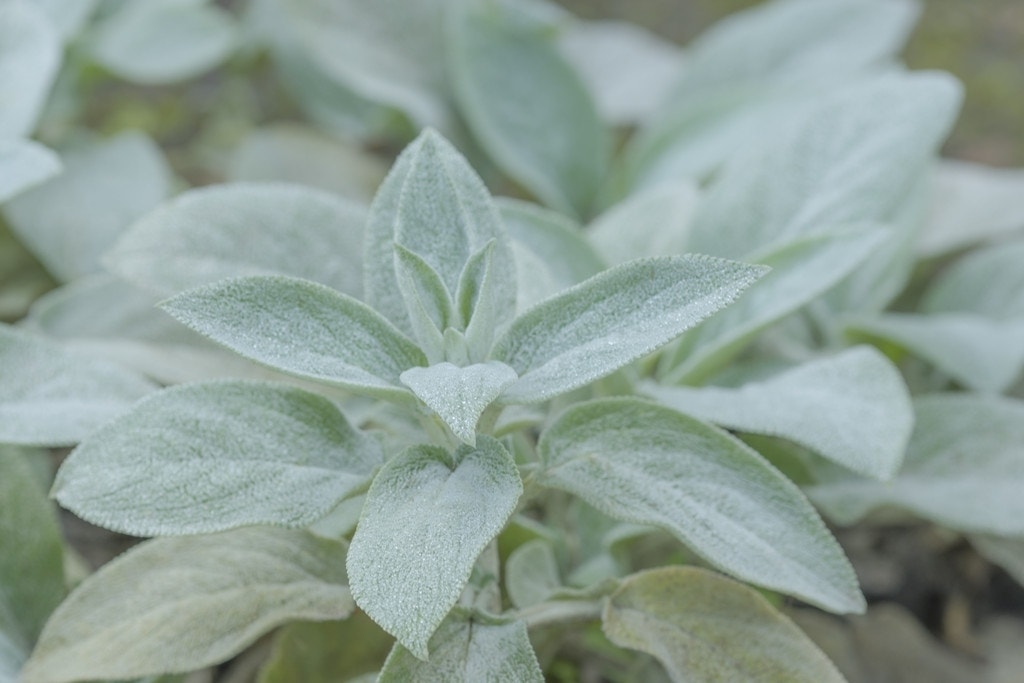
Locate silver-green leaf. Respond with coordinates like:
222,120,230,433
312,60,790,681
0,324,157,446
21,528,352,683
400,362,518,445
52,380,382,536
807,394,1024,536
347,438,522,659
0,139,61,203
377,611,543,683
0,0,60,138
107,182,368,298
538,398,864,613
449,0,609,217
493,255,767,404
161,275,426,399
645,346,913,480
603,567,846,683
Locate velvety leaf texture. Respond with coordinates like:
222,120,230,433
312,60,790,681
400,362,518,445
52,380,382,536
493,255,767,404
0,0,60,138
21,528,352,683
539,398,864,613
807,394,1024,536
449,0,608,217
377,612,543,683
161,274,426,399
921,239,1024,320
603,567,846,683
107,182,369,298
587,181,699,266
0,324,157,446
347,438,522,659
646,346,913,480
364,128,515,338
505,539,561,609
0,139,61,203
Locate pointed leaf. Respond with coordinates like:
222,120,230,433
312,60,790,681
53,380,382,536
3,132,172,282
364,129,515,334
0,0,60,137
846,313,1024,393
347,438,522,658
449,0,608,217
646,347,913,480
0,324,157,446
0,139,61,203
807,394,1024,536
687,72,961,259
494,255,766,404
400,362,517,445
21,528,352,683
378,612,542,683
107,182,368,298
538,398,864,613
663,228,886,384
0,448,65,651
394,243,455,361
161,275,426,399
89,0,238,85
604,567,847,683
497,198,604,312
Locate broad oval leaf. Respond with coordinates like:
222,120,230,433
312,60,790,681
807,394,1024,536
538,398,864,613
493,255,767,404
364,129,515,337
400,362,518,445
0,139,61,203
161,275,427,399
3,132,172,283
21,528,352,683
921,239,1024,320
846,313,1024,394
645,346,913,480
89,0,238,85
449,0,609,217
378,611,542,683
53,380,382,536
0,448,65,652
0,0,60,138
505,539,561,610
0,324,157,446
604,567,846,683
108,182,369,298
347,438,522,659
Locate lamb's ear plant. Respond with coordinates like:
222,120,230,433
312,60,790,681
4,0,1024,681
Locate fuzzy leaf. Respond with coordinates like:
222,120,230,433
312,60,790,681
0,0,60,137
347,438,522,659
497,198,604,312
687,72,961,259
604,567,846,683
539,398,864,613
663,228,886,384
0,324,157,446
505,539,561,609
364,129,515,337
922,239,1024,320
449,0,608,217
400,362,518,445
377,612,542,682
646,347,913,480
0,448,65,659
847,313,1024,394
257,612,393,683
89,0,238,85
3,132,172,282
108,182,368,298
52,380,381,536
494,255,766,404
0,139,61,203
161,275,426,399
21,528,352,683
393,244,455,361
807,394,1024,536
587,181,699,266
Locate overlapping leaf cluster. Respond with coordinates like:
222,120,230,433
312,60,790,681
3,0,1024,681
